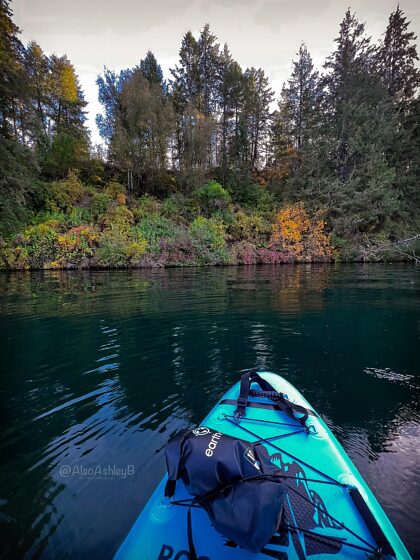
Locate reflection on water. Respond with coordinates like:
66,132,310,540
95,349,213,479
0,264,419,558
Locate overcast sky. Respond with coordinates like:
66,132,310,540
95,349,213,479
11,0,420,145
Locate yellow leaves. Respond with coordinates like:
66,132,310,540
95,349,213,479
272,204,309,251
48,261,62,269
270,203,333,261
57,235,68,246
125,238,148,261
49,56,78,104
60,65,78,103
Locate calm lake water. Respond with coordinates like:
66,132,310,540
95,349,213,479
0,265,419,559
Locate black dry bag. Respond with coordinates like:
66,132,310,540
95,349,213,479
164,426,287,553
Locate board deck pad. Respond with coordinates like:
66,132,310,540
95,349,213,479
114,373,411,560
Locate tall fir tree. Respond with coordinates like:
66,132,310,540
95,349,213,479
197,24,221,117
278,43,321,149
217,44,244,183
242,67,274,170
170,27,219,179
140,51,165,88
377,7,420,223
48,55,87,135
170,31,200,173
0,0,40,235
323,9,374,182
378,6,420,104
319,10,403,244
39,55,88,178
0,0,25,139
170,31,200,111
24,41,50,140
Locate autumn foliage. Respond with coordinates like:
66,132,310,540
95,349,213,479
270,204,333,261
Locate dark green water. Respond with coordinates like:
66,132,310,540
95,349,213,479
0,265,419,559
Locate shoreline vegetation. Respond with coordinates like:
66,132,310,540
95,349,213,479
1,3,419,269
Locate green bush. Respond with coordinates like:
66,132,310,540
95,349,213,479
22,222,60,267
38,132,88,180
228,210,271,244
0,239,30,269
212,208,236,227
0,137,40,237
228,182,274,211
135,214,181,252
162,193,200,223
44,171,85,212
55,226,98,266
194,180,231,216
96,227,147,267
189,216,230,265
31,211,67,228
133,195,162,221
101,205,134,232
67,207,92,227
90,192,113,218
150,172,177,198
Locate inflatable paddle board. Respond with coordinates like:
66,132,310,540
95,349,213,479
115,372,411,560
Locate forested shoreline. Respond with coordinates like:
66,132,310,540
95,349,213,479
0,1,419,269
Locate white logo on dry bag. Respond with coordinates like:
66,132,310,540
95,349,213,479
192,427,210,436
244,447,261,470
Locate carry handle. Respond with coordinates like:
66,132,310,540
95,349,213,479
235,368,278,421
234,369,308,427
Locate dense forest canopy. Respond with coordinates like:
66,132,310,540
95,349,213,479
0,0,419,267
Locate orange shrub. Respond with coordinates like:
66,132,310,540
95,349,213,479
270,203,333,261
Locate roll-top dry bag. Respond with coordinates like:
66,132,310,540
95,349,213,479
164,426,287,553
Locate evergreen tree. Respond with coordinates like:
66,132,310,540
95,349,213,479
400,97,420,214
217,44,244,182
197,23,221,117
170,27,219,178
242,67,274,170
268,102,297,190
38,55,88,178
170,31,200,111
269,44,321,194
170,31,200,173
319,10,402,244
279,43,321,149
0,0,38,235
197,24,221,167
0,0,25,139
140,51,165,88
378,6,420,104
323,9,374,182
377,7,420,224
24,41,50,140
